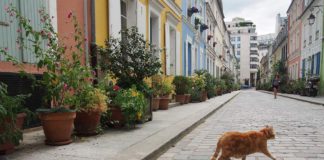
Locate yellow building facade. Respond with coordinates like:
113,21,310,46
93,0,182,76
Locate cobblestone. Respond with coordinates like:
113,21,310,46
158,90,324,160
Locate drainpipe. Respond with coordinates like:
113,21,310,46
320,8,324,95
84,0,89,65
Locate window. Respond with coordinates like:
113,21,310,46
237,51,240,56
237,37,241,41
316,30,319,40
303,40,306,48
309,35,312,44
231,37,235,42
237,44,241,48
250,36,257,40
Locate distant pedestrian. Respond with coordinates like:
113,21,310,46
272,73,280,99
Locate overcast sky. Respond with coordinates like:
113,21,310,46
223,0,291,35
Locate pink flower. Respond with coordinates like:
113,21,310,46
113,85,120,91
67,11,73,19
4,47,8,51
63,83,68,90
4,5,9,11
84,38,87,42
91,70,96,76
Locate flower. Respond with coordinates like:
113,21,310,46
67,11,73,19
4,47,8,51
113,85,120,91
63,83,68,90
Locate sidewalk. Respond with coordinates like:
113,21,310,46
259,90,324,106
6,91,240,160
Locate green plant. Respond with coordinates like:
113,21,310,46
1,6,95,112
98,27,162,91
172,76,189,95
114,87,147,128
158,79,173,96
71,86,108,112
0,82,29,146
191,74,206,92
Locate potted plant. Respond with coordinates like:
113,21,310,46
114,87,147,128
190,73,207,102
72,86,108,136
172,76,189,104
194,70,208,101
151,76,161,111
98,26,161,121
184,78,193,104
2,7,91,145
157,79,173,110
0,82,29,154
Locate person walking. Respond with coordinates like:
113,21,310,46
272,73,280,99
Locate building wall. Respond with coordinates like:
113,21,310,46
287,0,303,80
301,0,323,79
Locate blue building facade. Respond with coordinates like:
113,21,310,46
181,0,207,76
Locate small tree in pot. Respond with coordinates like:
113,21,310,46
98,26,161,122
157,78,173,110
172,76,190,104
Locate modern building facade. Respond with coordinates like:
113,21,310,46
226,17,258,86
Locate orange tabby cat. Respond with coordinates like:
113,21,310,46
210,126,276,160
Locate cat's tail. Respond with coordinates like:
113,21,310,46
210,139,222,160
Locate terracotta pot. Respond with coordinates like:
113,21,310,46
0,113,26,155
108,105,125,128
159,98,169,110
216,89,222,96
152,98,160,111
175,95,186,104
184,94,191,104
74,110,101,136
39,112,76,146
200,91,208,102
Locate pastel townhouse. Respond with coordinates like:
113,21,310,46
181,0,207,76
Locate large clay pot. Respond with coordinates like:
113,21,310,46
108,105,125,128
159,98,169,110
175,95,186,104
0,113,26,155
152,98,160,111
184,94,191,104
74,110,101,136
200,91,208,102
39,112,76,146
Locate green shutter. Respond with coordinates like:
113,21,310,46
0,0,49,63
0,0,22,61
20,0,49,63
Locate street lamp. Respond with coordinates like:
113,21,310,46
308,5,323,26
308,13,316,25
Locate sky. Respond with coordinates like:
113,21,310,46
223,0,292,35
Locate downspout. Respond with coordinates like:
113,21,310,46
84,0,89,65
320,7,324,95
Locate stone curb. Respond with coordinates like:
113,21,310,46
116,91,240,160
258,90,324,106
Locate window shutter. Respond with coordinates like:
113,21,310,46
316,52,320,75
176,30,181,75
137,2,146,38
302,59,305,78
165,22,170,75
20,0,49,63
109,0,121,38
311,55,315,75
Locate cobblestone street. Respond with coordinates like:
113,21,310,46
158,90,324,160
